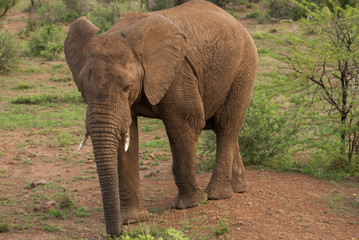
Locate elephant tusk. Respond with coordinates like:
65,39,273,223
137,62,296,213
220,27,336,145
124,130,130,152
78,132,89,151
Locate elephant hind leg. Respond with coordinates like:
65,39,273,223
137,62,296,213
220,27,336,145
231,140,247,193
206,68,255,199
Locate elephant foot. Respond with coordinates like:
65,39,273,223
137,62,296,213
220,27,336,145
121,206,150,224
205,181,233,200
172,189,207,209
231,175,247,193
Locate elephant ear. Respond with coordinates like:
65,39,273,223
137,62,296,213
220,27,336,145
123,14,186,105
65,16,99,90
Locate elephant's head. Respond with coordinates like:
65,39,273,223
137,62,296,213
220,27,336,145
64,15,186,236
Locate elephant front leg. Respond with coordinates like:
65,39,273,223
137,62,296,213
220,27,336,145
231,141,247,193
166,126,207,209
117,117,149,224
205,132,236,200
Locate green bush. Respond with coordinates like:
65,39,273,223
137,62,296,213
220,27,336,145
281,2,359,177
88,3,121,33
28,25,66,60
0,222,10,233
0,29,22,73
0,0,19,19
265,0,358,21
265,0,305,20
197,93,301,171
26,0,81,32
238,94,301,166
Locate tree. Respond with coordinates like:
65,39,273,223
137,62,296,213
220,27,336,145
283,2,359,168
0,0,19,19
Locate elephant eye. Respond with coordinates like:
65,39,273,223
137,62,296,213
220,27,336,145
123,84,131,92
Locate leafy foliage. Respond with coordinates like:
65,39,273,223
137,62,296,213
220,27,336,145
118,225,189,240
198,92,301,170
88,3,121,33
238,93,301,166
0,29,22,73
265,0,305,20
0,0,19,19
282,1,359,174
0,222,10,233
28,24,66,60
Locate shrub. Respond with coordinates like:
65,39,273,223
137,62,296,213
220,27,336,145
0,29,22,73
0,0,19,19
88,3,121,33
197,93,301,170
265,0,305,20
239,94,301,166
0,222,10,233
26,0,82,32
28,24,66,60
281,2,359,175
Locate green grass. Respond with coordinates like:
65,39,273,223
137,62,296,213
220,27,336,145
11,92,84,105
23,67,42,73
55,189,75,209
75,207,92,217
0,197,10,205
117,224,190,240
0,223,10,233
48,131,78,148
0,104,85,130
140,139,169,149
72,176,96,182
44,208,68,220
139,118,165,132
49,76,72,82
42,224,61,232
12,83,33,90
211,218,230,237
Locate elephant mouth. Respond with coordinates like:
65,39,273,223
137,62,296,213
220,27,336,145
77,128,130,152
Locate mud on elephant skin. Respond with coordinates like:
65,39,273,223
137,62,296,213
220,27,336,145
64,0,258,236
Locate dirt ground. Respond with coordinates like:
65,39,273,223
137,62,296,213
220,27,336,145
1,4,359,240
1,129,359,239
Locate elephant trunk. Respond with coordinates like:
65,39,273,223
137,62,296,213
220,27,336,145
88,106,130,236
91,129,122,236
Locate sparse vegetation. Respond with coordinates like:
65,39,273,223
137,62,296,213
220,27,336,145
0,0,358,239
0,29,22,73
0,222,10,233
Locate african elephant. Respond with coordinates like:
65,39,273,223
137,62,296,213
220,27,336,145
64,0,257,236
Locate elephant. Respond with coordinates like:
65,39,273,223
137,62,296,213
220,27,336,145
64,0,258,236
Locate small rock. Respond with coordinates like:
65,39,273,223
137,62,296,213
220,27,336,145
331,190,340,195
33,205,42,212
28,152,37,158
144,171,160,178
44,200,56,212
139,166,148,170
7,160,17,165
27,179,48,188
35,179,48,185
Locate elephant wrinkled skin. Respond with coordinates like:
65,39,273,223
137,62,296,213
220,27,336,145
64,0,258,236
